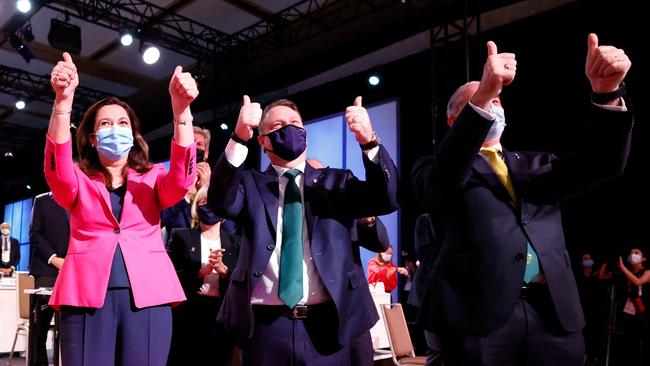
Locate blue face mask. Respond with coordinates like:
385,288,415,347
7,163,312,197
197,205,222,226
582,259,594,268
485,105,506,144
95,126,134,161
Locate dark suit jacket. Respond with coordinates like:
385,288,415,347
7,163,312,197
412,103,633,336
1,235,20,269
161,198,192,236
407,213,440,308
29,192,70,279
208,145,399,346
168,226,240,298
351,218,390,326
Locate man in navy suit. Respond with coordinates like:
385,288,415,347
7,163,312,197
208,95,399,365
29,192,70,366
412,34,633,365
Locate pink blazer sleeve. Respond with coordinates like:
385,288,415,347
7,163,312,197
155,140,196,209
43,136,80,210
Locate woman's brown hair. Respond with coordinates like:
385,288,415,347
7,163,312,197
76,97,151,187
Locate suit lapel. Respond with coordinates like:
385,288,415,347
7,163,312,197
188,229,201,264
472,154,517,209
253,165,280,237
303,165,324,243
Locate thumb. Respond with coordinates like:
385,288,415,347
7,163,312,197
242,95,251,105
587,33,598,56
173,65,183,76
487,41,498,57
63,52,73,63
354,96,362,107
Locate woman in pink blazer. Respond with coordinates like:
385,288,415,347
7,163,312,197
45,52,198,366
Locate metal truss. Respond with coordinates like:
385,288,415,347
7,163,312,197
0,64,111,112
43,0,397,66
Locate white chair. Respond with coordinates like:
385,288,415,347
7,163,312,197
7,271,34,365
381,303,427,366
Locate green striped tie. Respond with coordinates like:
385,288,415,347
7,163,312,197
278,169,303,307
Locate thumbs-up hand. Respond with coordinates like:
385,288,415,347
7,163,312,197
50,52,79,100
471,41,516,110
345,96,373,144
585,33,631,94
169,65,199,115
234,95,262,142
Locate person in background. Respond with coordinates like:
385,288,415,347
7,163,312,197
616,247,650,366
367,244,409,293
167,185,240,366
575,252,600,366
28,192,70,366
44,52,197,366
0,222,20,276
160,126,212,245
408,213,444,366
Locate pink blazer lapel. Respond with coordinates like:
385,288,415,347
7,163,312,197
90,175,119,226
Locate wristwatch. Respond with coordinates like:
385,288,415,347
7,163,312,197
591,82,626,104
360,131,381,150
230,131,249,145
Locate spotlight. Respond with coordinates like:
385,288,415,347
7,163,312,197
22,23,35,43
9,33,34,63
368,74,381,86
119,31,133,47
4,152,14,158
15,96,27,110
26,184,31,190
220,123,228,131
141,43,160,65
48,18,82,54
16,0,31,13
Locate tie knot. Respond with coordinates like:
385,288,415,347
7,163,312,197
284,169,301,180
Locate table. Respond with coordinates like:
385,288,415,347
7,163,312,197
0,276,27,354
24,288,59,366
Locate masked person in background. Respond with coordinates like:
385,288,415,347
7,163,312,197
0,222,20,277
367,244,409,293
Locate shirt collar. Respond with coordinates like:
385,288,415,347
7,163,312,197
272,161,306,178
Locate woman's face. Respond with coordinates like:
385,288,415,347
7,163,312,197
196,196,208,206
382,247,393,256
94,104,131,132
581,254,592,262
630,248,644,258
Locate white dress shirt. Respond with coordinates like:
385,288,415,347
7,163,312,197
224,138,379,305
198,235,221,297
1,235,11,264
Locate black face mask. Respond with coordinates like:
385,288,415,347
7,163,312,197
196,148,206,163
263,125,307,161
197,205,221,226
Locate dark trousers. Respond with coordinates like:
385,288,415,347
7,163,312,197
60,288,172,366
241,302,351,366
30,276,56,366
425,330,444,366
349,330,373,366
443,294,584,366
168,295,235,366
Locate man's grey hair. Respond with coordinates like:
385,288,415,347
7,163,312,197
446,81,480,119
193,126,211,152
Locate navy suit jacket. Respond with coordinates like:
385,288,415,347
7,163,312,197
208,145,399,346
351,218,390,326
29,192,70,279
412,103,633,335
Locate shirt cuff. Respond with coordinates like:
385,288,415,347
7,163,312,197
225,139,249,167
468,101,496,120
47,254,57,265
593,98,628,112
363,146,380,163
